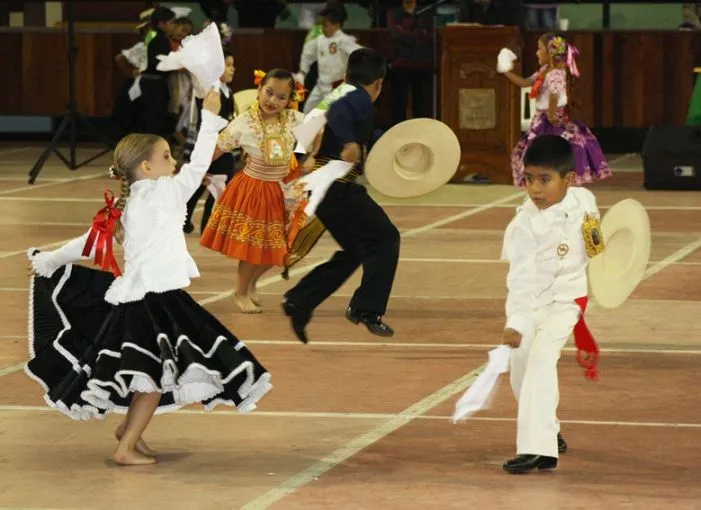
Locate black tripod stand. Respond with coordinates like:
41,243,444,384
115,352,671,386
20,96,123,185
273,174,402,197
28,0,115,184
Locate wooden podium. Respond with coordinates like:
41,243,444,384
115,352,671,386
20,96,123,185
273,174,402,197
439,25,523,185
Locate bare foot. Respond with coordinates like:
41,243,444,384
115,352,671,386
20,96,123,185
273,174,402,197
113,449,157,466
115,425,158,457
248,283,261,306
234,294,261,314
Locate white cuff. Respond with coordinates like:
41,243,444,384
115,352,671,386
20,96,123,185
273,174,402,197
27,248,59,278
200,109,228,133
505,314,533,338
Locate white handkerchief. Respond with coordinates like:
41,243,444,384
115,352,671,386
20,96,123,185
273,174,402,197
128,75,143,101
157,23,224,98
293,115,327,154
297,160,354,216
452,345,511,424
205,174,227,201
497,47,518,74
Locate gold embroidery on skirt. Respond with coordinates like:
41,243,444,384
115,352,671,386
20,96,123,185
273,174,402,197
582,213,605,258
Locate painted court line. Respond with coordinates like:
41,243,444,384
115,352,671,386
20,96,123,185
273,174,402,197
0,404,699,430
0,196,108,203
0,146,31,155
0,204,203,260
0,362,25,377
0,194,522,377
0,171,106,197
240,340,701,356
197,190,525,306
0,336,700,356
241,234,701,509
240,366,484,510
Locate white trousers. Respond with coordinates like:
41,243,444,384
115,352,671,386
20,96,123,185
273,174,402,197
510,302,580,458
303,82,334,114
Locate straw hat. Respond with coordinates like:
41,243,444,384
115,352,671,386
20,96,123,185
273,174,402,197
588,199,651,309
234,89,259,115
364,119,460,198
135,8,154,30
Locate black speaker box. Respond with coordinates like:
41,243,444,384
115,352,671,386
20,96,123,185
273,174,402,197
642,126,701,190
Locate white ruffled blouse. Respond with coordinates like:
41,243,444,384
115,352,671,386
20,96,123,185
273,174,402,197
29,110,229,305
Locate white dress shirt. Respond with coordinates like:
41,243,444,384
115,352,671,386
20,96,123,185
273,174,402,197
501,187,600,338
29,110,229,305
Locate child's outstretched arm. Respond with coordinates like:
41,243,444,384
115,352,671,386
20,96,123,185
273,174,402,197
166,90,226,203
28,231,99,278
502,71,532,89
501,217,538,347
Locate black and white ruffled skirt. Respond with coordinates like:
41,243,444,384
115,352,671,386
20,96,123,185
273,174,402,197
26,263,272,420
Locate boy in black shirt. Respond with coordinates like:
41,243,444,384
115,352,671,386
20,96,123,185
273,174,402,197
282,48,400,343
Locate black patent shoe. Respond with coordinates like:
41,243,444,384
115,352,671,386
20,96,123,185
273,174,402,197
281,298,312,344
558,433,568,454
503,454,557,474
345,307,394,337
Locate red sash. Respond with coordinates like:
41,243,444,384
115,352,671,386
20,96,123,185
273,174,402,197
82,190,122,277
573,296,600,381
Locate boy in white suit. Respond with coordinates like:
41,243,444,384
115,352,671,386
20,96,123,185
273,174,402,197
295,3,362,113
501,135,602,474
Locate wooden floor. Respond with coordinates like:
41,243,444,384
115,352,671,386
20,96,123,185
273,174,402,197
0,144,700,510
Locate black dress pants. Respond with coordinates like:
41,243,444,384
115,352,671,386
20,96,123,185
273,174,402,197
285,181,400,315
390,66,432,125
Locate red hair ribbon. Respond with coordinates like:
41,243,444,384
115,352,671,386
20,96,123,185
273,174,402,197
82,190,123,277
573,296,600,381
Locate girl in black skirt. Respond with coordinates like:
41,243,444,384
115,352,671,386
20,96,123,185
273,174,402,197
25,90,272,466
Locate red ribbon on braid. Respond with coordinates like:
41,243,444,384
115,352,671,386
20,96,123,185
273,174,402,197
573,297,600,381
81,190,122,277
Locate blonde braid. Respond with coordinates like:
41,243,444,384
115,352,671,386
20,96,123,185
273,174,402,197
112,171,130,244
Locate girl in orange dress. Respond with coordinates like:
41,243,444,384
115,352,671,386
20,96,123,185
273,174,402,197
200,69,305,314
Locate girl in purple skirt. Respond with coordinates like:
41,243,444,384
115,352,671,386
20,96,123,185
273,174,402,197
501,33,611,188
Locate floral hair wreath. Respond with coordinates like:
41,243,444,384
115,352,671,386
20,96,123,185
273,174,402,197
253,69,306,110
544,34,580,78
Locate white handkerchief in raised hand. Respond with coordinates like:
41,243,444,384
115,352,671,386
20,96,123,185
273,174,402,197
497,47,518,74
452,345,511,424
298,160,354,217
157,23,224,97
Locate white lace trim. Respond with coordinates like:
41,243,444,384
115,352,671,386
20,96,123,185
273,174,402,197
27,248,59,278
25,265,272,421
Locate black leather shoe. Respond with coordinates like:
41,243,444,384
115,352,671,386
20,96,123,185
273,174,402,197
346,307,394,337
281,298,311,344
558,433,568,454
183,222,195,234
503,454,557,474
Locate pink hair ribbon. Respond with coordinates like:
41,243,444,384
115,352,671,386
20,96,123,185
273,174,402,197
566,43,580,78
